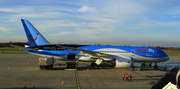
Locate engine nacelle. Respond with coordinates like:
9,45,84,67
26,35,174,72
113,56,133,68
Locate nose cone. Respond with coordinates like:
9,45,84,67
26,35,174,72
161,50,170,61
164,56,170,61
159,56,169,62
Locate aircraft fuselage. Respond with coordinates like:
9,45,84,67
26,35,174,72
24,44,169,62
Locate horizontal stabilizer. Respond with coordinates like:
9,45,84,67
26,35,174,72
11,45,38,52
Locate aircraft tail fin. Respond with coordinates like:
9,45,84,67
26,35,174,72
21,19,50,46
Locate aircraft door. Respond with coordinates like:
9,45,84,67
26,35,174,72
51,47,56,54
131,49,136,56
155,50,159,56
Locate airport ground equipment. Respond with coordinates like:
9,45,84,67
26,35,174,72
38,57,54,70
66,53,77,69
151,68,180,89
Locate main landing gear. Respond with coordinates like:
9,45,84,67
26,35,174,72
91,62,102,69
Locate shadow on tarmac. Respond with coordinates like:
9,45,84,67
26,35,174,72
46,64,115,71
51,62,171,72
0,87,53,89
3,85,51,89
133,79,150,81
145,75,164,77
129,67,168,72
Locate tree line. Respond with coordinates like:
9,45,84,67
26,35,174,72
0,42,29,47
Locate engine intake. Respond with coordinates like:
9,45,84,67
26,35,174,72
113,56,133,68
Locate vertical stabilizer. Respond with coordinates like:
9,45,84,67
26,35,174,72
21,19,50,46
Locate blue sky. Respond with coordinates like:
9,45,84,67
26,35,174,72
0,0,180,47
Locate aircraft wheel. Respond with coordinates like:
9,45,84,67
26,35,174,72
154,62,158,68
98,65,102,69
94,65,98,69
91,63,96,66
93,64,99,69
154,65,158,68
93,65,102,69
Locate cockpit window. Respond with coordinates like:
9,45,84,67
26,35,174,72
163,52,166,54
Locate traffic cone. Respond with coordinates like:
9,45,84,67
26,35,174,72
173,66,174,68
138,69,140,71
164,64,166,69
23,63,25,66
27,62,29,64
164,66,166,69
62,80,64,85
8,67,10,70
81,63,82,65
57,62,58,64
87,68,89,71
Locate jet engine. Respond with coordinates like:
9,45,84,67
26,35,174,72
111,56,133,68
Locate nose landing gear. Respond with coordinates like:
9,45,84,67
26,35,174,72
154,62,158,68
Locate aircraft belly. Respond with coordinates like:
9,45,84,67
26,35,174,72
133,56,169,62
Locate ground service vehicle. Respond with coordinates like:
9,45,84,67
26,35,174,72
38,57,54,70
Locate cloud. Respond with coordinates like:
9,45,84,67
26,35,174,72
0,25,11,33
0,8,33,13
50,31,72,36
78,6,96,12
50,29,99,37
0,0,180,47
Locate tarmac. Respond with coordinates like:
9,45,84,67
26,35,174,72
0,54,179,89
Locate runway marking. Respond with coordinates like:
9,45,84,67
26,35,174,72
75,71,81,89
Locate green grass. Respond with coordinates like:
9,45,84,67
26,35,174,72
164,51,180,56
0,51,27,54
0,47,27,54
0,47,19,51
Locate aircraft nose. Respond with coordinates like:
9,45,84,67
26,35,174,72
165,56,170,61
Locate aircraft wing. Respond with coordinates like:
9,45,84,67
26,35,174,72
58,45,113,58
11,45,39,52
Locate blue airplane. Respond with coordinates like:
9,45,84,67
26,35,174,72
14,19,169,68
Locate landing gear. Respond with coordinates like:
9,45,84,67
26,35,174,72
112,58,116,67
97,65,102,69
154,62,158,68
91,62,101,69
91,62,96,66
91,59,103,69
94,65,102,69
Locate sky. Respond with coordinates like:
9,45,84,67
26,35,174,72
0,0,180,47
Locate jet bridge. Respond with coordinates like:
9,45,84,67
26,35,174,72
151,68,180,89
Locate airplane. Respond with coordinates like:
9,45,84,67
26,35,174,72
12,19,170,69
